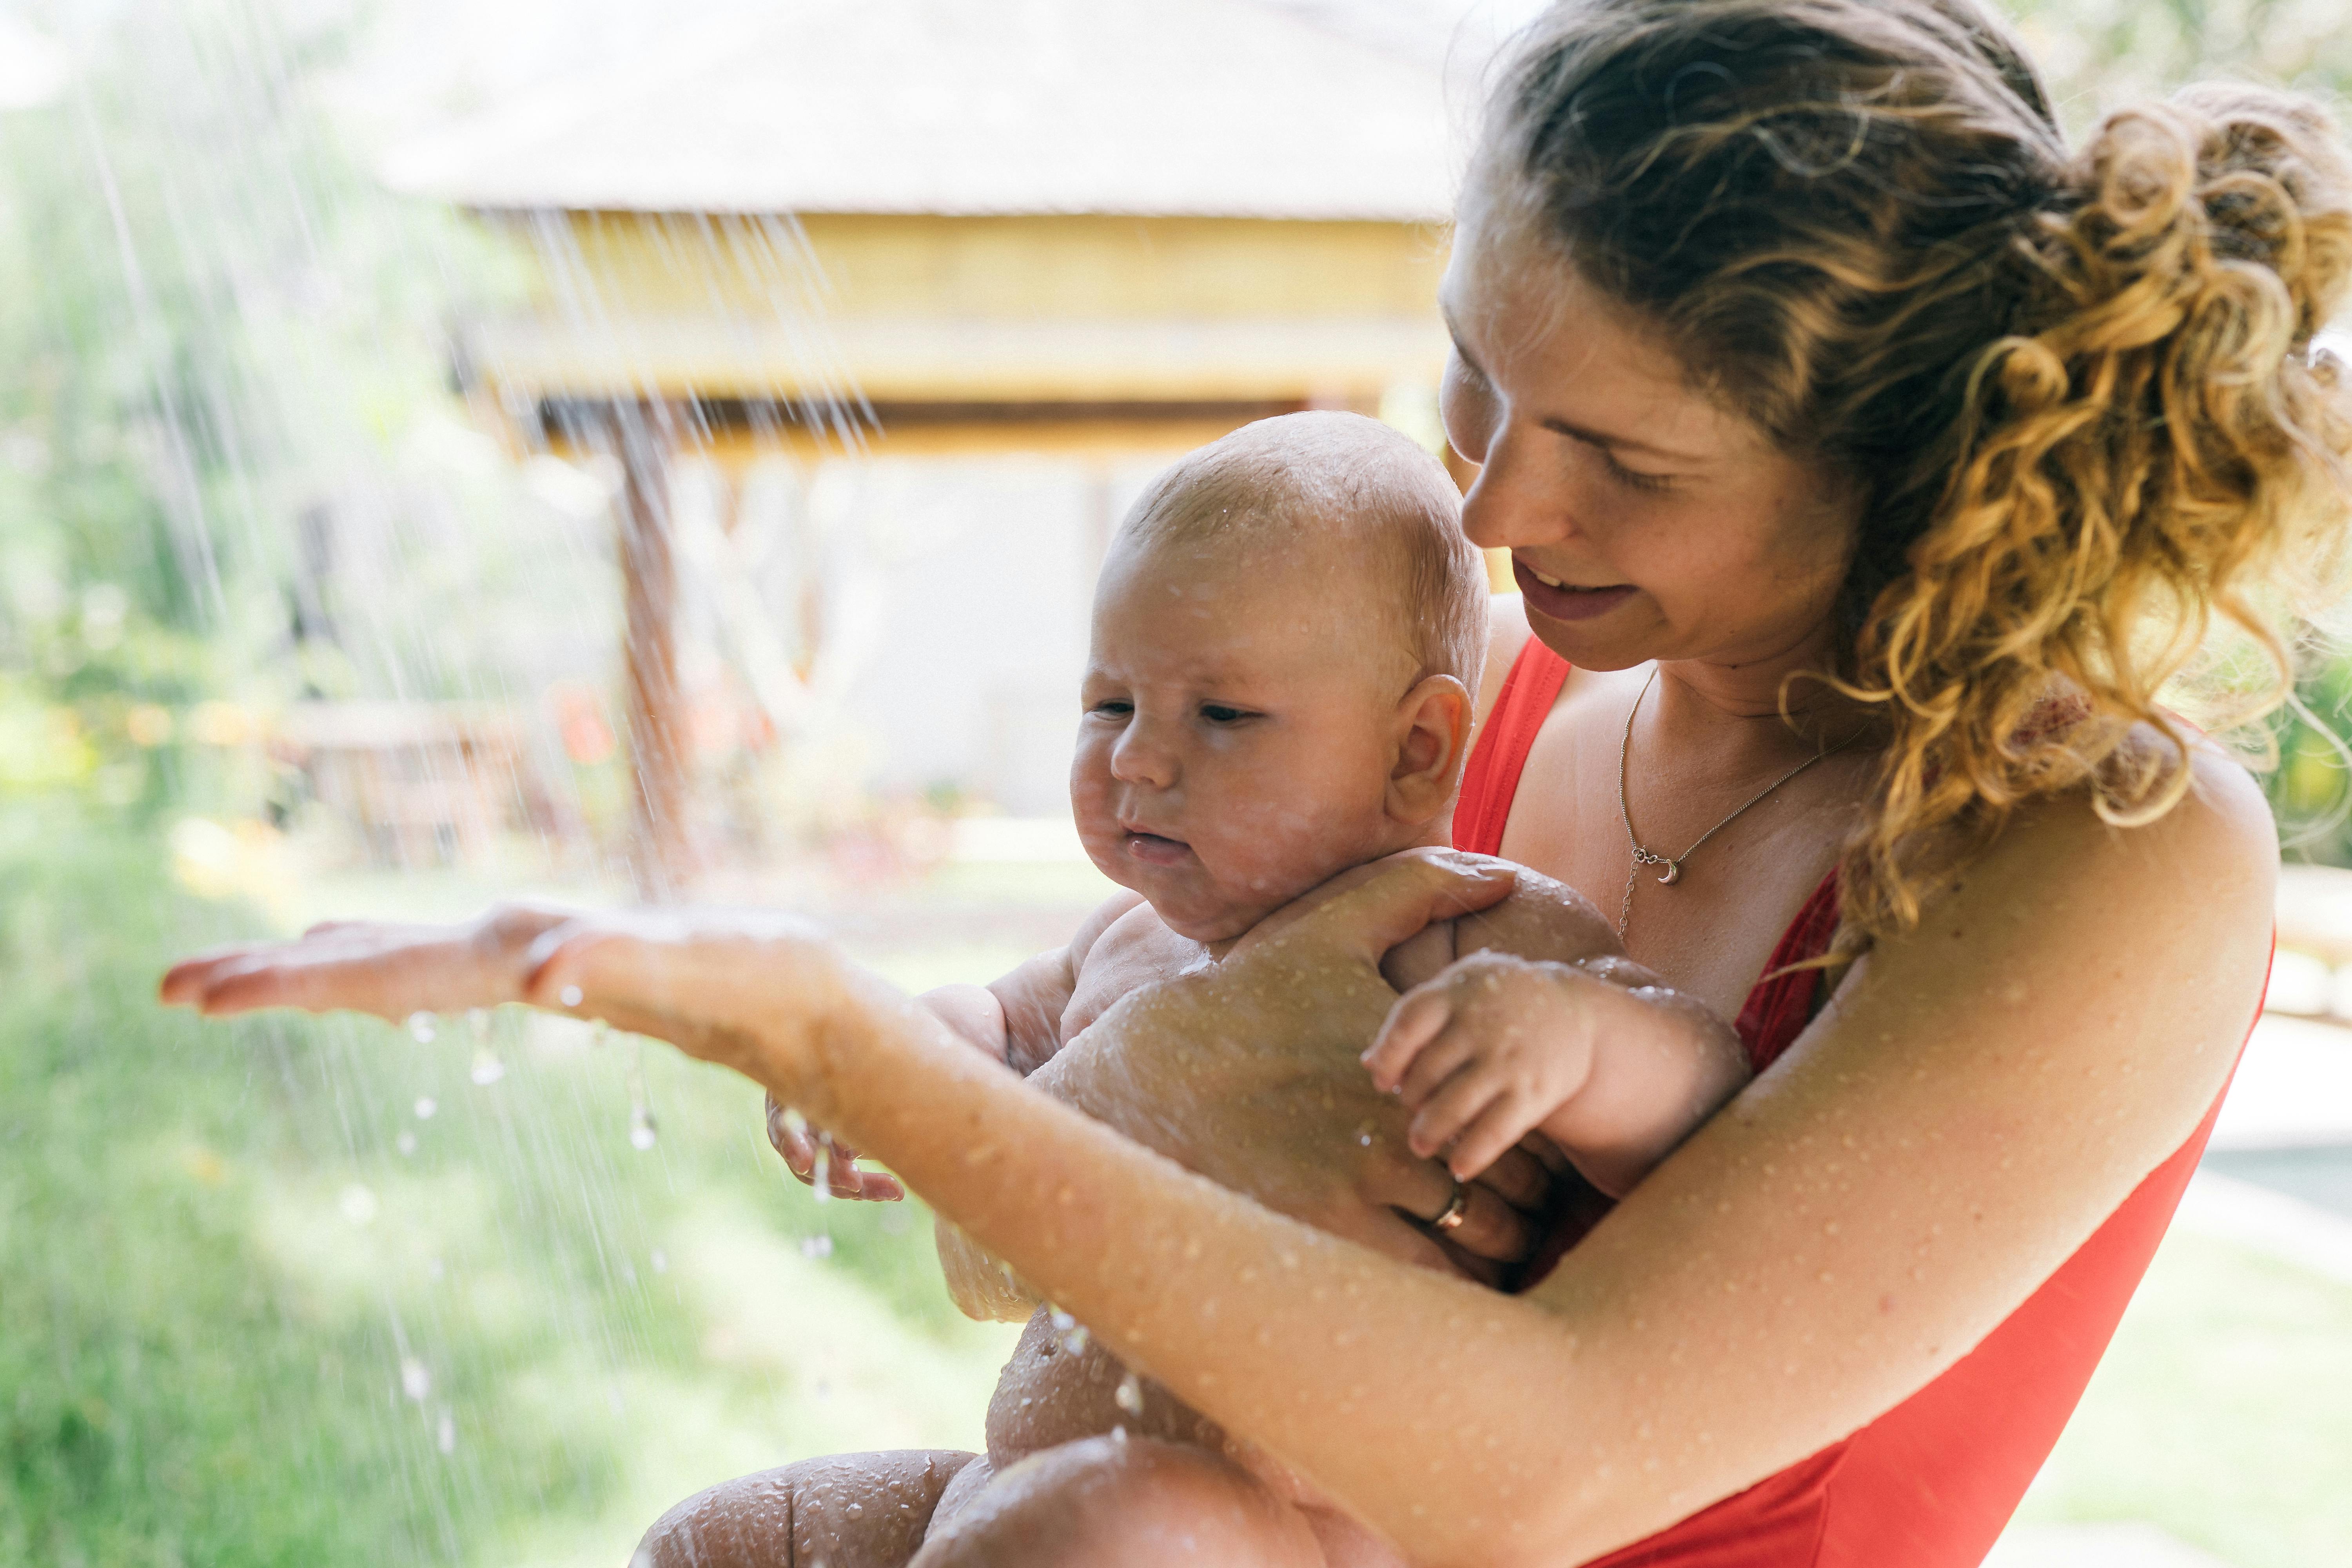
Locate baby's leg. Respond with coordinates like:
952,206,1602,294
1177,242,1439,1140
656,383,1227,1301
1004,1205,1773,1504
634,1449,980,1568
911,1434,1325,1568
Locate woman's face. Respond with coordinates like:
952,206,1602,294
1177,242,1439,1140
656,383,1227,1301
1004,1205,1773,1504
1438,221,1860,675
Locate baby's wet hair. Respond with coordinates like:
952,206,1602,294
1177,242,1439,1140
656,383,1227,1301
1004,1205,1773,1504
1116,411,1487,691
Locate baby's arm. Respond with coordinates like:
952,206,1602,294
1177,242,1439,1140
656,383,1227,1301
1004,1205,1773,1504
1367,870,1750,1199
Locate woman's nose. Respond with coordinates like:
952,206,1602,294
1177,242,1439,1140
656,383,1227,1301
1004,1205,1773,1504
1461,425,1572,553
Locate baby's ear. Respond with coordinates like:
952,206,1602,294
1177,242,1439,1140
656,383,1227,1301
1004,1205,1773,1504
1388,675,1473,826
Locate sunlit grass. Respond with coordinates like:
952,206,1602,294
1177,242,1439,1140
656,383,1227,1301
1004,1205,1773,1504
2014,1229,2352,1568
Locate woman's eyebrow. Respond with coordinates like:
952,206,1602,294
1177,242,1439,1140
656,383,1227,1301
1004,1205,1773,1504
1538,416,1699,463
1444,306,1706,464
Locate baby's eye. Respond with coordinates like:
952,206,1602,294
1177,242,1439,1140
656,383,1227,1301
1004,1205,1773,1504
1198,703,1256,725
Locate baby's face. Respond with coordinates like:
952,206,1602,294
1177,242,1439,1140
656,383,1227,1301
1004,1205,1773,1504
1073,535,1422,944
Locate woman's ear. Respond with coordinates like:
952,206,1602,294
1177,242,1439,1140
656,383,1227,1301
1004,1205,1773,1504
1387,675,1473,828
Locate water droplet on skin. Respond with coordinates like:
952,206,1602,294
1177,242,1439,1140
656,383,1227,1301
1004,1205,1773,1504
800,1234,833,1259
1115,1371,1145,1415
1064,1326,1089,1354
413,1096,436,1120
846,1503,863,1519
559,985,583,1007
407,1011,437,1043
1050,1309,1076,1333
401,1357,430,1402
629,1105,659,1151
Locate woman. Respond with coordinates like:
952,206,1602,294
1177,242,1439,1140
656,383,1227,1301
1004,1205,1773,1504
165,1,2350,1563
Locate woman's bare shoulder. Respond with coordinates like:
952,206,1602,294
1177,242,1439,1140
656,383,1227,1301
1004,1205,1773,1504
1820,724,2273,1149
2000,723,2277,921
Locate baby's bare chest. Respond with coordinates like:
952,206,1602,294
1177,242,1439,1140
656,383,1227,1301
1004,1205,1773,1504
1056,905,1212,1045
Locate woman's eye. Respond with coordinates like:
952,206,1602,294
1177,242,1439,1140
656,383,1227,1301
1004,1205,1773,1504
1602,450,1675,494
1090,700,1133,717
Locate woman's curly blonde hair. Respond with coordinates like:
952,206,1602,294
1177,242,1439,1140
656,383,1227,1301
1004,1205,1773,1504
1481,0,2352,949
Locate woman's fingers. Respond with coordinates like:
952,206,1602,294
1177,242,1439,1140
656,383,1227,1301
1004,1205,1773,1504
162,924,516,1020
1472,1145,1549,1211
1249,848,1516,965
1409,1165,1535,1264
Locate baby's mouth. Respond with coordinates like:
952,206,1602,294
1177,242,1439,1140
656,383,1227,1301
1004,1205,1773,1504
1122,829,1192,867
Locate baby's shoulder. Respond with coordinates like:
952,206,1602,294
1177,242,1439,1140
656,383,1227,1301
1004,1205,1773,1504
1455,866,1624,967
1062,898,1209,1045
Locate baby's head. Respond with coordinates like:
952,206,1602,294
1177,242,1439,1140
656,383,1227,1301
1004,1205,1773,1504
1072,411,1487,944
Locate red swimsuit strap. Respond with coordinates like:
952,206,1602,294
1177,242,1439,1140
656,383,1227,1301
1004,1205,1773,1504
1454,637,1571,858
1453,637,1838,1070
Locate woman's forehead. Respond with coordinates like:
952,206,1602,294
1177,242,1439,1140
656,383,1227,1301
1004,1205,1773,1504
1441,223,1764,464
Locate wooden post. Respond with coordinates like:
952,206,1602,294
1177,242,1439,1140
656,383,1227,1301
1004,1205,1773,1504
610,402,693,900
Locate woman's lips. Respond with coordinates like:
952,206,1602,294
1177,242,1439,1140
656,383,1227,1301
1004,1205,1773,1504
1513,558,1638,622
1123,831,1192,867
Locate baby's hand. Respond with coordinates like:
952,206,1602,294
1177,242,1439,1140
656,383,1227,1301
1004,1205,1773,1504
1361,953,1602,1182
764,1092,905,1201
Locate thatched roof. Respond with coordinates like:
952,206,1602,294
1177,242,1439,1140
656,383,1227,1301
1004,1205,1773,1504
381,0,1462,222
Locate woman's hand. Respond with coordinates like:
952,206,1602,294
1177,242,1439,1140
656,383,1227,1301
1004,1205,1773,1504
1032,848,1546,1272
160,903,868,1107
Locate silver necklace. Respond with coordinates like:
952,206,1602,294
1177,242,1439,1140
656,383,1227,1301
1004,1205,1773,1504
1615,668,1860,940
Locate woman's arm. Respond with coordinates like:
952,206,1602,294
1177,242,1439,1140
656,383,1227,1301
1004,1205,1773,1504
702,762,2268,1563
162,756,2273,1564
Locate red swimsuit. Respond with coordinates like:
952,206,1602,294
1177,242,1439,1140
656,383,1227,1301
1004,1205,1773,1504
1454,640,2254,1568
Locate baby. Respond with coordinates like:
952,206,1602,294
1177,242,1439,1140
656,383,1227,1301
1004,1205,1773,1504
788,413,1748,1566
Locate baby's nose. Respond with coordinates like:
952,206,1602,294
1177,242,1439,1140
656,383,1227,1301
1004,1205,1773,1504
1109,728,1178,789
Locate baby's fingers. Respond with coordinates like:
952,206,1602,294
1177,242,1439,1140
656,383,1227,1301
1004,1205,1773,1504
1442,1097,1547,1184
1405,1063,1507,1163
1361,988,1453,1092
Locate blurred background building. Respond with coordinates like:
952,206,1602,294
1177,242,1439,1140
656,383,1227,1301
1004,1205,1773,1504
377,0,1466,893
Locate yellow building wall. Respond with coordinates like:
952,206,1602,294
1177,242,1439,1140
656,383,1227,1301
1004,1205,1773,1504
464,210,1454,412
534,211,1451,321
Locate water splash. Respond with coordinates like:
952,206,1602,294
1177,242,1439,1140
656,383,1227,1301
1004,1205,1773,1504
1114,1371,1145,1415
625,1038,656,1150
468,1009,504,1086
407,1011,437,1043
